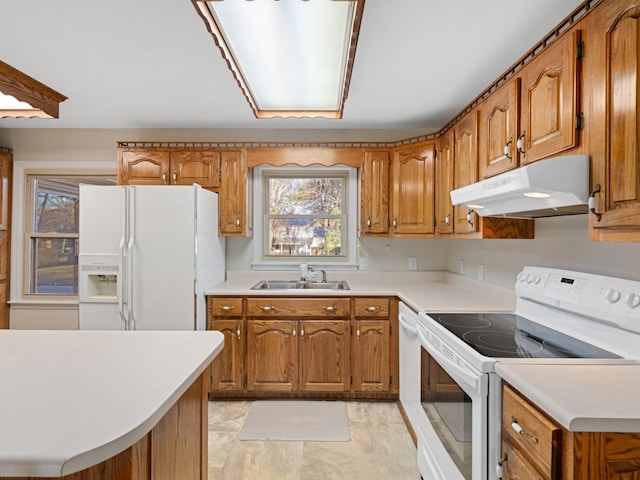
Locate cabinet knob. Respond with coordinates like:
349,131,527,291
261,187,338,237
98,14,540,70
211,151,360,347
236,217,241,227
292,326,296,337
162,171,168,184
172,171,177,183
445,214,450,225
365,306,380,312
300,325,305,337
260,305,276,312
356,326,361,339
219,305,235,312
366,217,371,227
236,326,241,339
322,306,337,312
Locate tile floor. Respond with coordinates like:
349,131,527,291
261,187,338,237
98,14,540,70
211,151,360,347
207,400,421,480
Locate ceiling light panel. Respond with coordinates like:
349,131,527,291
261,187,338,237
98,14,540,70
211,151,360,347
193,0,364,119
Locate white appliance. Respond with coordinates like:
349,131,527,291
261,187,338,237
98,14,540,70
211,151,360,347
450,154,589,218
398,302,421,428
411,266,640,480
78,184,225,331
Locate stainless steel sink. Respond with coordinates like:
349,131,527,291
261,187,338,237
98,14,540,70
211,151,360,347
250,280,350,290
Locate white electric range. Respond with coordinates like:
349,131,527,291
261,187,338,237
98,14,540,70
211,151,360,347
407,266,640,480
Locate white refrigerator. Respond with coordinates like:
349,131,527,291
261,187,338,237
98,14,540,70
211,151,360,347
78,184,225,331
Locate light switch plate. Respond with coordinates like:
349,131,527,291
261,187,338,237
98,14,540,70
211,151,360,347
408,257,418,271
359,257,368,270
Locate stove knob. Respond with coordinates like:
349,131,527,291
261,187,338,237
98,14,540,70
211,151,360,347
626,293,640,308
526,274,534,284
533,276,541,285
605,288,622,303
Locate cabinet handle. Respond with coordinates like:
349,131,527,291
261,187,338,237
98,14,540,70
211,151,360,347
365,306,380,312
366,217,371,227
588,184,602,221
517,131,526,157
172,170,177,183
504,137,513,161
466,210,475,226
259,305,276,312
300,325,305,337
162,171,168,184
219,305,235,312
236,326,241,339
236,217,241,227
393,218,397,230
322,306,337,312
292,326,296,337
356,326,361,339
444,214,450,225
511,417,538,443
496,453,507,479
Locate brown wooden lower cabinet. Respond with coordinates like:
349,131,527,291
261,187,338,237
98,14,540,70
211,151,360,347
501,383,640,480
207,295,398,399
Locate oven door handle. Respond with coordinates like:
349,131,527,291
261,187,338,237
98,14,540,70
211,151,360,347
417,326,481,394
399,313,418,335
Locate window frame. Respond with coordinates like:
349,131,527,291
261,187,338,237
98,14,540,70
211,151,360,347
251,165,358,270
11,163,116,304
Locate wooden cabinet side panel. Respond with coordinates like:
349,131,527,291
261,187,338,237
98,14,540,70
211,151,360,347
0,151,11,330
299,320,350,392
570,432,640,480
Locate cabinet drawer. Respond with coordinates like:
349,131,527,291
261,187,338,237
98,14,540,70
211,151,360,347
501,439,546,480
502,384,561,480
354,298,389,318
246,298,350,318
208,297,244,318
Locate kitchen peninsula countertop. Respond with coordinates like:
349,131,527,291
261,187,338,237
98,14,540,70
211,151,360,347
496,360,640,432
0,330,224,477
206,270,516,313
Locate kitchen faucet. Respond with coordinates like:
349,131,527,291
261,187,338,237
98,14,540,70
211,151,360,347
299,263,326,283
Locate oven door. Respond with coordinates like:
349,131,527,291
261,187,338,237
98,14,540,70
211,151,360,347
416,318,488,480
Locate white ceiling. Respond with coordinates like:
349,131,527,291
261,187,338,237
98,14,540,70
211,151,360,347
0,0,584,133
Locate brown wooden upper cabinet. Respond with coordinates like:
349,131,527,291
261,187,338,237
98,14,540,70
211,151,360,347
118,147,220,188
453,111,480,234
391,141,436,236
435,130,455,235
586,0,640,241
360,150,390,236
480,28,581,178
218,149,251,237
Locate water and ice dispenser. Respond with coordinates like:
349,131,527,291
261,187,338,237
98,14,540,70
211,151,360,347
79,255,120,303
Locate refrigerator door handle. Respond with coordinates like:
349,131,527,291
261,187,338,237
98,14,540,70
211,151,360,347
118,187,128,329
127,187,136,330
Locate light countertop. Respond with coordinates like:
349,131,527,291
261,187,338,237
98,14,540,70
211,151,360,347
0,330,224,477
205,270,516,313
496,360,640,432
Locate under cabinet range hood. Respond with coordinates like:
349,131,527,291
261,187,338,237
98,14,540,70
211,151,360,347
450,154,589,218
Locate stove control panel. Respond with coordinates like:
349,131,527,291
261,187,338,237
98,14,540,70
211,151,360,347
516,266,640,334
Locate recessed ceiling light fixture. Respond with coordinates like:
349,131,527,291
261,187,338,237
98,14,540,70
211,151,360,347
0,61,67,119
191,0,365,119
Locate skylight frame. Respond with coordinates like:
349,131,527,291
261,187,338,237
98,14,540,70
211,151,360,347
191,0,365,120
0,61,67,119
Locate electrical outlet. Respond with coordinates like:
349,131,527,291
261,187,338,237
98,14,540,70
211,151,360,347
477,264,485,281
359,257,368,270
459,259,464,274
408,257,418,271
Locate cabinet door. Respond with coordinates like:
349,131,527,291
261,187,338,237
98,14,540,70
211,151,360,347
218,149,249,236
480,78,520,178
170,149,220,188
435,130,455,234
391,142,435,235
588,1,640,239
501,440,546,480
118,149,170,185
352,320,390,392
209,319,244,391
360,150,390,235
299,320,350,392
454,111,479,234
518,30,581,163
246,320,297,391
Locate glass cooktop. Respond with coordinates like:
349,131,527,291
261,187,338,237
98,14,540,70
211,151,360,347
425,312,621,359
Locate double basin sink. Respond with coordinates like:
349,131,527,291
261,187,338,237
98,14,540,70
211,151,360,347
250,280,350,290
